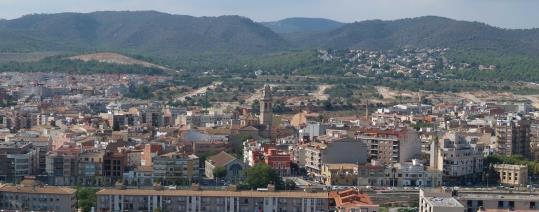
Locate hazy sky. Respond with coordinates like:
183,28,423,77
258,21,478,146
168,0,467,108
0,0,538,29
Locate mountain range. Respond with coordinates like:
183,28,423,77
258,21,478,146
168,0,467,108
1,11,539,59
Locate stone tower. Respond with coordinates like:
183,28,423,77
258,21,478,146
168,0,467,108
260,84,273,137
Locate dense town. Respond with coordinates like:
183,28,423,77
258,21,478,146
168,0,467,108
0,71,538,212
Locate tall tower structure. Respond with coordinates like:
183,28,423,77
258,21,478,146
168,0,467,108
260,84,273,137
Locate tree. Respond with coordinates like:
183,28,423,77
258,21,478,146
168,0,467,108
251,100,260,114
213,166,228,179
76,187,98,212
284,179,297,190
243,163,283,189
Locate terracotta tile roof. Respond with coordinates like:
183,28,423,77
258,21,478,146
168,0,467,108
330,189,377,208
0,184,75,195
207,151,236,167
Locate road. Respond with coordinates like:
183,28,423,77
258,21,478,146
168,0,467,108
177,81,221,101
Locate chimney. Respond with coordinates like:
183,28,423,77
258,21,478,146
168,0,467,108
267,184,276,192
227,185,238,191
191,183,201,191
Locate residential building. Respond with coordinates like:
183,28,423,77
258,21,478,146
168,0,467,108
264,147,291,177
141,143,163,167
78,150,106,186
356,127,421,164
0,142,37,183
303,139,368,178
457,190,539,211
384,160,442,187
45,147,79,186
431,131,484,184
96,186,330,212
0,178,76,212
321,163,358,186
103,151,127,185
153,152,199,185
495,117,530,157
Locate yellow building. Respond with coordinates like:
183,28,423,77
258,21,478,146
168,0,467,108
493,164,528,187
321,163,358,186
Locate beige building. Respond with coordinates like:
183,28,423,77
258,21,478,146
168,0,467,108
321,163,358,186
303,139,368,179
355,127,421,165
96,186,330,212
0,178,76,212
153,152,199,185
457,191,539,211
431,132,484,183
493,164,528,187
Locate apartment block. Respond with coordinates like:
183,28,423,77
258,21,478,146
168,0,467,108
96,187,330,212
0,178,76,212
356,127,421,164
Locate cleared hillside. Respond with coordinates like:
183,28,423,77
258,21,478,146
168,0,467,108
68,52,176,72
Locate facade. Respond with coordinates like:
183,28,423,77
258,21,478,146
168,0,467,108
45,148,79,186
153,152,199,185
495,117,530,157
431,132,484,184
264,147,291,177
96,187,330,212
0,178,76,212
78,150,106,186
384,160,442,187
303,140,368,178
103,151,127,185
321,163,358,186
457,191,539,211
493,164,528,187
141,143,163,167
355,127,421,164
0,142,37,183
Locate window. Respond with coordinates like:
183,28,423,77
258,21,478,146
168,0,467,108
530,202,536,209
498,201,504,208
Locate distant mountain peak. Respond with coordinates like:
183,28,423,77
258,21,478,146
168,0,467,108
261,17,345,34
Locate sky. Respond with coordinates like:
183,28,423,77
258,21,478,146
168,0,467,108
0,0,538,29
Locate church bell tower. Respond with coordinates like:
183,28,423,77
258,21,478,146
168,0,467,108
260,85,273,137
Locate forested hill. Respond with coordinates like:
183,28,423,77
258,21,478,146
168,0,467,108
261,17,345,34
299,16,539,56
0,11,288,56
1,12,539,57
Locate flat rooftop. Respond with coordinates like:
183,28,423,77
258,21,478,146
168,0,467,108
97,188,329,199
459,193,539,201
425,197,464,208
